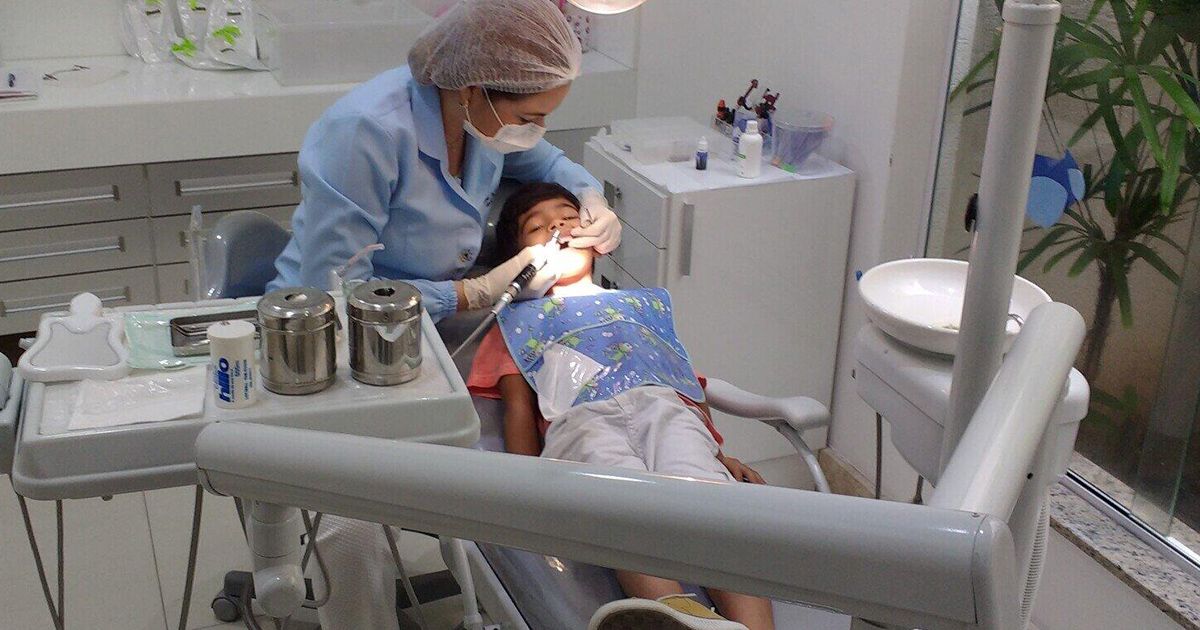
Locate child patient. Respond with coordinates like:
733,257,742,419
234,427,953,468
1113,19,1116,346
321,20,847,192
467,183,774,630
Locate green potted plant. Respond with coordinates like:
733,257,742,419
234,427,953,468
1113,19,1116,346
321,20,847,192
956,0,1200,470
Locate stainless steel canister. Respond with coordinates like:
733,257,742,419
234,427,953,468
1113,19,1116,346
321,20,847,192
346,280,422,386
257,288,338,395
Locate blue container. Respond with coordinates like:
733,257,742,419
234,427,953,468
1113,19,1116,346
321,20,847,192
770,110,832,172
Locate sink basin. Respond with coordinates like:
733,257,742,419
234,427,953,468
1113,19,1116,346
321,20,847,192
858,258,1051,356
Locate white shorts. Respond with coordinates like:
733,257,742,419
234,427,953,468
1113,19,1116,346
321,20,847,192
541,386,733,482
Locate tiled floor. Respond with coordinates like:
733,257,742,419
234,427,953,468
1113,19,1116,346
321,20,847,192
1,454,845,630
0,483,460,630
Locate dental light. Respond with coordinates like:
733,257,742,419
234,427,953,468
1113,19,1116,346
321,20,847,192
566,0,648,15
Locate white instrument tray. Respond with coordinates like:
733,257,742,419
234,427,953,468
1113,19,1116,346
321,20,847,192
12,299,479,500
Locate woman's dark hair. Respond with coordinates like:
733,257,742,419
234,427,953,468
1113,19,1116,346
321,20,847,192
495,182,580,261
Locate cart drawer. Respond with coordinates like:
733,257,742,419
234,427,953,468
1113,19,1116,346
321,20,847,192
152,206,296,265
148,154,300,216
0,219,154,283
584,143,670,247
0,267,157,335
0,166,149,231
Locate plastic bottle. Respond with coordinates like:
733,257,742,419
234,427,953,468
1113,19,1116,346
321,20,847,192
736,119,763,178
695,136,708,171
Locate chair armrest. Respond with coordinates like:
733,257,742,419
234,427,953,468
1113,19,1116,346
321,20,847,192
703,378,830,432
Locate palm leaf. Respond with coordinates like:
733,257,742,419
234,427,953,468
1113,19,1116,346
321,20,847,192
1018,226,1072,272
1160,117,1188,210
1125,68,1168,166
1111,260,1135,327
1147,66,1200,129
1043,240,1090,273
1127,241,1182,284
950,49,999,103
1069,246,1100,276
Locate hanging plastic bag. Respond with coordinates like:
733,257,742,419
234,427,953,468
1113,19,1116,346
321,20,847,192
120,0,175,63
171,0,266,71
205,0,267,70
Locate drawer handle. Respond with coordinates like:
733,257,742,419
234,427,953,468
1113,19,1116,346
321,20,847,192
679,202,695,277
176,173,298,196
0,237,125,264
0,186,119,211
0,287,129,317
603,180,623,207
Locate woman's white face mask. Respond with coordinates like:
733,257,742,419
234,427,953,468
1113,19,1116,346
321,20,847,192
463,88,546,154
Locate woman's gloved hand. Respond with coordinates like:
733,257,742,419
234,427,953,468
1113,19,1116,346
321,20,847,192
569,189,622,254
516,244,577,301
460,243,556,310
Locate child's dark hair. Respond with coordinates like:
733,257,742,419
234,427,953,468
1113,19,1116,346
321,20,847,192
495,183,580,261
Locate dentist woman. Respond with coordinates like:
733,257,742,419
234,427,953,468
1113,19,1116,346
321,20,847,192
267,1,620,626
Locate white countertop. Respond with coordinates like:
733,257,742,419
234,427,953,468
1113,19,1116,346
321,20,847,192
0,51,636,175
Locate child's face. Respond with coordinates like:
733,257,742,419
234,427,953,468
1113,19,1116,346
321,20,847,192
517,198,595,283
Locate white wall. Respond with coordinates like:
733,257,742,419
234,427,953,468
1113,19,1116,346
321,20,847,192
635,0,957,484
1031,530,1181,630
828,0,960,499
0,0,126,61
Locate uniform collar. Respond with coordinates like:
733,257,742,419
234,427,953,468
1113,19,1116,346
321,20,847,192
408,79,503,172
409,78,503,213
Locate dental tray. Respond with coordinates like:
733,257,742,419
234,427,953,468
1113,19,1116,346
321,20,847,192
12,299,479,500
169,310,259,357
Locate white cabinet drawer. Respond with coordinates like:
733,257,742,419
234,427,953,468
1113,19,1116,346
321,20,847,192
606,219,665,287
0,166,149,231
152,206,296,265
0,267,156,335
156,262,195,303
584,143,669,247
148,154,300,216
0,219,154,283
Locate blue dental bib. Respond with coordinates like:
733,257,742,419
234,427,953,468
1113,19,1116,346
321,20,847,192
497,288,704,408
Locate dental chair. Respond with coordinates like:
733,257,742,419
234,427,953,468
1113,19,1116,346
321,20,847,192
449,385,832,630
433,190,835,629
191,210,292,300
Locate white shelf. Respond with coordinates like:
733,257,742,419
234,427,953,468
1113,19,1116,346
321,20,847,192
0,51,636,175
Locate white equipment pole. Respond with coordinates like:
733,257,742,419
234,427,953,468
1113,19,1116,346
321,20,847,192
942,0,1062,475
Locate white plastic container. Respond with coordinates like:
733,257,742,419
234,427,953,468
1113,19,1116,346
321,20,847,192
735,120,763,178
255,0,431,86
209,320,257,409
610,117,731,165
771,110,833,173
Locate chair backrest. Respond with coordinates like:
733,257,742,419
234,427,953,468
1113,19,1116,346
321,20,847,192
1,354,15,475
203,211,291,299
0,354,11,410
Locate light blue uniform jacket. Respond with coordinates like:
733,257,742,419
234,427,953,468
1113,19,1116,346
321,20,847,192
269,66,601,321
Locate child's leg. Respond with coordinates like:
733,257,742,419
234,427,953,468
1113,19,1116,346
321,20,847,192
542,397,694,602
623,387,733,482
706,589,774,630
615,571,686,600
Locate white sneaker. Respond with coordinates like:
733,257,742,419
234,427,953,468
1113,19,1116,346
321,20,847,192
588,595,749,630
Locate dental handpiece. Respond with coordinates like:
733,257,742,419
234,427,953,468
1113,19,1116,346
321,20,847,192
493,228,562,315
